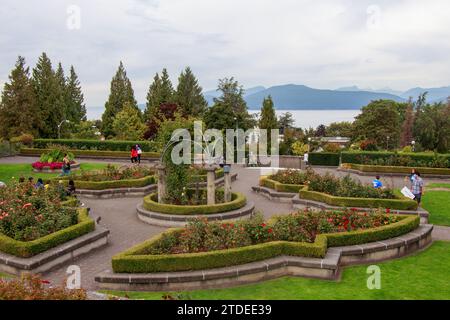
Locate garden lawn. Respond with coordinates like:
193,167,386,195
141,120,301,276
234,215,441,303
0,272,14,279
427,183,450,189
0,163,109,184
422,191,450,226
103,241,450,300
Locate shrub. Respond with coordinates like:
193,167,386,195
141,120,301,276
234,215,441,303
323,143,341,153
0,182,79,241
269,169,314,185
360,139,378,151
143,191,247,215
21,148,160,159
307,172,396,199
291,141,309,156
308,152,341,166
0,275,87,300
10,134,34,147
39,145,75,163
67,164,154,182
341,151,450,168
33,139,158,152
344,163,450,175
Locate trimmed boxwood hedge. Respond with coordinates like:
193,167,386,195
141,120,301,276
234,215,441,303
0,208,95,258
341,151,450,167
343,163,450,175
111,215,419,273
259,176,304,193
58,175,156,190
33,139,158,152
309,152,341,166
143,191,247,215
298,187,418,210
21,148,160,159
61,197,79,207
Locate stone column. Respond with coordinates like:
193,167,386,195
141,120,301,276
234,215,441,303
156,164,166,204
206,165,216,205
223,165,232,202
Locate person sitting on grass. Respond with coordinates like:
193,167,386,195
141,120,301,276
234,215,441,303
28,177,34,186
44,180,51,190
0,181,6,189
18,177,25,183
66,180,76,197
35,178,44,189
372,175,383,189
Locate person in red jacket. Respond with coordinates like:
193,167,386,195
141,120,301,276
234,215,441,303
130,146,138,163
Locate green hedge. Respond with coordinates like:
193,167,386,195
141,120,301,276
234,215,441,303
309,152,341,166
326,215,420,247
21,148,160,159
61,197,79,207
259,177,304,193
111,215,419,273
299,187,418,210
58,175,156,190
0,208,95,258
33,139,158,152
143,191,247,215
341,151,450,166
343,163,450,175
111,231,327,273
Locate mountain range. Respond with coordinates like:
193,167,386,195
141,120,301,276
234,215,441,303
203,84,450,110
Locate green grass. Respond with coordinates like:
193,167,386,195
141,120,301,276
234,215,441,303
0,272,14,279
102,241,450,300
427,183,450,189
0,163,109,184
422,191,450,226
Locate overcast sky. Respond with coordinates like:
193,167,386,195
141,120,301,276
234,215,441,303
1,0,449,107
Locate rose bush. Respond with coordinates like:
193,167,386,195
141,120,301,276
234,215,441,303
147,209,400,255
0,182,78,241
68,164,154,182
269,169,315,185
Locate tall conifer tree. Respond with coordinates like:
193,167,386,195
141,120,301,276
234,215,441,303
66,66,87,123
102,61,139,138
0,56,39,138
175,67,207,117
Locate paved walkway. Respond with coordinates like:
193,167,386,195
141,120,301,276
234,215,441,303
1,156,449,290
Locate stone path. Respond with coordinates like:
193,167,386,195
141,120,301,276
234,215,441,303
1,156,449,290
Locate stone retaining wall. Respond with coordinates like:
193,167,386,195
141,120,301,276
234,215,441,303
94,224,432,291
0,225,110,276
251,185,297,202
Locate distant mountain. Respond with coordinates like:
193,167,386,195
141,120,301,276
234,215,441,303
336,86,403,96
245,84,405,110
204,86,266,106
400,86,450,102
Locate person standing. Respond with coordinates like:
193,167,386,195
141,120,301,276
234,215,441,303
130,146,138,164
62,154,71,176
411,170,424,205
35,178,44,189
136,144,142,164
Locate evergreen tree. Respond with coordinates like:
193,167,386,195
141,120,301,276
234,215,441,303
175,67,207,117
102,61,139,138
0,56,39,139
112,102,147,140
32,53,64,138
400,101,415,148
160,68,174,102
144,73,163,121
259,96,278,149
66,66,87,123
213,77,256,130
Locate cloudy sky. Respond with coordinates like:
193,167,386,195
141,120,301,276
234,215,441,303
1,0,449,107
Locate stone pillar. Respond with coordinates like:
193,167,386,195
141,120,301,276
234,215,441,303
223,165,232,202
156,164,166,204
206,165,216,205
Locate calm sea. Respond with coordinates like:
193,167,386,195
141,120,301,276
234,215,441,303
87,107,360,130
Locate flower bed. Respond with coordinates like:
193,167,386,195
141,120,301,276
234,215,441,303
259,169,315,193
21,148,160,159
112,210,420,273
32,161,78,171
0,183,94,257
58,165,156,190
341,163,450,176
143,190,247,215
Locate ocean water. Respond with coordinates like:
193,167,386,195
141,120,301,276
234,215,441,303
87,107,360,130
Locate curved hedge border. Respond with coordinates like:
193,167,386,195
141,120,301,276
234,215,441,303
58,175,156,191
143,191,247,215
111,214,419,273
61,197,79,207
259,176,304,193
0,208,95,258
298,187,418,211
341,151,450,166
21,148,160,159
342,163,450,175
33,139,157,152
